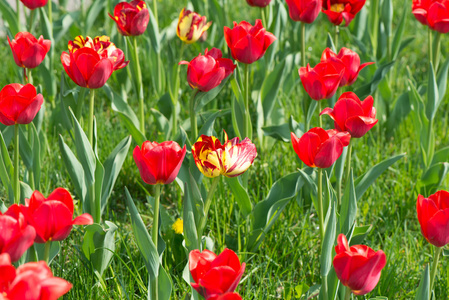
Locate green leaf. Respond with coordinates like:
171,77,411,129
326,32,337,53
0,130,13,202
195,77,230,112
430,146,449,165
262,123,291,142
334,147,347,181
381,0,393,36
19,181,33,205
350,225,372,245
198,109,231,137
355,62,395,98
0,0,19,35
385,92,411,138
426,62,439,121
146,5,160,53
151,108,171,140
420,162,449,193
340,170,357,235
226,176,252,217
85,0,105,34
436,57,449,104
18,126,33,170
321,200,336,277
230,77,246,139
415,265,430,300
94,157,104,221
31,123,41,191
35,242,60,264
261,59,286,120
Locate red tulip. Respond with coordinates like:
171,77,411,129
0,205,35,262
320,92,377,138
321,48,373,87
7,32,51,69
299,60,343,100
285,0,322,23
291,128,350,168
333,234,386,296
177,8,212,44
19,0,47,9
322,0,366,26
413,0,449,33
208,292,242,300
224,19,276,64
0,83,44,126
189,248,245,299
0,253,72,299
61,35,129,89
133,141,187,185
22,188,93,243
246,0,271,7
109,1,150,36
179,48,236,92
417,190,449,247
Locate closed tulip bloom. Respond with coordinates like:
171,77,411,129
0,83,44,126
177,8,212,44
133,141,186,185
0,253,72,299
285,0,322,23
413,0,449,33
61,35,129,89
22,188,93,243
333,234,386,296
179,48,236,92
7,32,51,69
322,0,366,26
321,48,374,87
246,0,271,7
320,92,377,138
208,292,242,300
291,128,350,168
299,61,344,100
0,205,35,262
192,132,257,178
109,1,150,36
189,249,245,299
19,0,47,9
417,190,449,247
224,19,276,64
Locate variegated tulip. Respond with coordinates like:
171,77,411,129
177,8,212,44
192,132,257,178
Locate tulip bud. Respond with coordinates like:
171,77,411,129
412,0,449,33
417,191,449,247
109,1,150,36
285,0,321,23
299,61,343,100
246,0,271,8
177,8,212,44
7,32,51,69
19,0,47,9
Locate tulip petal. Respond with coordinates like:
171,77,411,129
16,94,43,125
72,213,94,225
314,135,344,168
292,131,321,168
345,116,378,138
133,145,158,184
40,277,73,300
232,35,264,64
299,66,327,100
86,59,114,89
346,250,386,295
3,225,35,262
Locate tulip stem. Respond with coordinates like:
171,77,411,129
13,124,20,205
150,184,161,300
198,177,220,248
190,89,199,142
243,63,251,139
301,22,306,67
261,8,267,28
428,27,433,67
317,168,324,241
344,286,352,300
433,32,442,72
152,0,158,26
318,101,322,128
48,0,52,24
429,246,443,295
344,140,353,186
88,89,95,147
43,240,51,264
334,25,339,50
133,37,145,134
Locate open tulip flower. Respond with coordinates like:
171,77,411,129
7,32,51,69
299,60,344,100
22,188,93,243
179,48,236,92
189,249,245,299
224,19,276,64
0,205,36,262
19,0,47,9
0,253,72,299
0,83,44,126
291,128,350,168
320,92,377,138
61,35,129,89
177,8,212,44
285,0,322,23
333,234,387,296
109,0,150,36
133,141,187,185
321,48,374,87
192,132,257,178
322,0,366,26
417,190,449,247
413,0,449,33
246,0,271,7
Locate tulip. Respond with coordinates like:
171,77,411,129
224,19,276,64
19,0,47,9
177,8,212,44
109,1,150,36
413,0,449,33
189,248,246,299
320,92,377,138
322,0,366,26
61,35,129,89
0,253,72,299
417,190,449,247
246,0,271,7
321,48,374,87
179,48,236,92
285,0,322,23
0,205,35,262
7,32,51,69
0,83,44,126
299,60,344,100
192,132,257,178
208,292,242,300
291,128,350,168
333,234,387,296
22,188,93,243
133,141,187,185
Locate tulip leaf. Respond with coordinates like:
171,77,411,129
430,146,449,165
386,92,411,138
391,1,408,60
340,170,357,236
321,200,336,277
354,62,395,98
381,0,393,37
0,130,13,202
35,241,60,264
195,77,230,113
426,62,439,122
261,58,286,120
18,126,33,171
415,265,430,300
261,123,291,142
420,162,449,194
349,225,372,245
31,123,41,191
149,265,172,300
326,33,337,53
437,57,449,104
84,0,105,35
146,4,160,53
151,108,171,141
124,188,160,279
19,181,33,205
198,109,231,137
226,176,252,218
307,101,318,129
443,249,449,257
93,157,104,222
182,171,205,251
0,0,19,37
230,77,246,139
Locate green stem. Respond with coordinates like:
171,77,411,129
43,240,52,264
48,0,52,24
28,124,34,190
370,0,379,56
173,43,186,138
13,124,20,205
261,7,267,28
428,27,433,67
190,89,199,142
88,89,95,146
152,0,158,26
429,246,443,294
337,177,342,207
318,101,322,128
150,184,161,300
214,195,222,247
426,119,433,167
345,140,353,185
133,37,145,134
334,25,339,49
317,168,324,241
243,64,251,139
433,32,442,72
344,286,352,300
386,34,391,62
16,0,20,31
198,177,221,247
28,9,35,33
300,22,311,132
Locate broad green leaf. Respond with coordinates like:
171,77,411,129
230,77,246,139
195,77,230,112
381,0,393,36
0,130,13,202
355,62,395,98
93,157,104,223
436,57,449,104
198,109,231,137
155,266,172,300
146,5,160,53
85,0,105,34
262,123,291,142
182,172,204,251
340,170,357,235
35,242,60,264
18,127,33,170
431,146,449,165
321,200,336,277
426,62,439,121
420,162,449,193
261,59,286,120
31,123,41,191
392,1,408,60
151,108,170,140
19,181,33,204
306,101,318,129
226,176,252,217
326,33,336,53
415,265,430,300
0,0,18,34
334,147,348,181
385,92,411,138
350,225,372,245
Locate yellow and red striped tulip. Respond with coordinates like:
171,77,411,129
176,8,212,44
